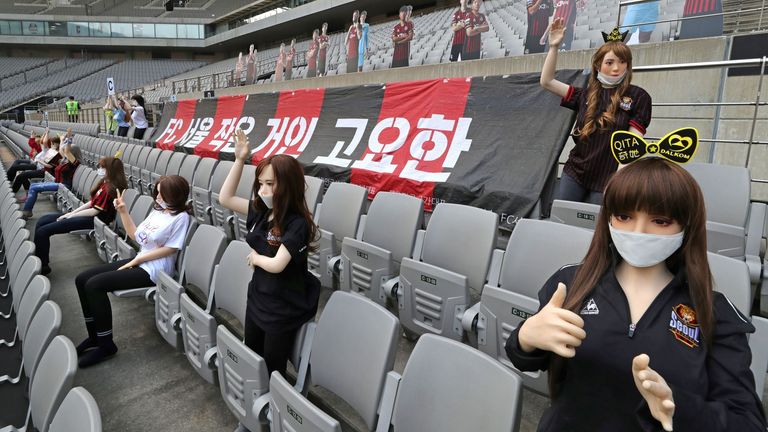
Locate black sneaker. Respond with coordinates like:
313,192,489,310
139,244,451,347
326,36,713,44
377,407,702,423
40,265,51,275
78,343,118,368
76,338,98,356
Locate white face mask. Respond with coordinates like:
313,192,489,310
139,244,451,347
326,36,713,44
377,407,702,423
97,168,106,177
156,197,167,210
609,224,684,268
258,192,273,209
597,70,627,87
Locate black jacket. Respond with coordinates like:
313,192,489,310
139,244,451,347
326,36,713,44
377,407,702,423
505,264,767,432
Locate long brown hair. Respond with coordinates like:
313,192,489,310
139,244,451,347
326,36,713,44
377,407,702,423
579,41,633,140
550,158,713,396
153,175,192,215
252,155,318,252
91,156,128,196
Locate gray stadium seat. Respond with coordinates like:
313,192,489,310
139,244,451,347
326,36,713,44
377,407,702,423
179,240,252,384
0,276,51,348
304,175,323,216
0,255,42,318
228,164,256,241
154,224,227,350
339,192,423,306
49,387,102,432
148,150,173,192
0,300,60,385
397,203,499,341
114,195,155,262
307,182,367,288
190,157,219,225
374,334,523,432
267,291,399,432
684,163,766,286
208,161,234,236
94,188,138,262
130,147,152,191
139,148,162,195
2,336,77,432
474,219,592,395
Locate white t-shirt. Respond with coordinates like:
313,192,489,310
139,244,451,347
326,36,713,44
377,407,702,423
134,209,190,283
34,149,48,169
131,105,149,129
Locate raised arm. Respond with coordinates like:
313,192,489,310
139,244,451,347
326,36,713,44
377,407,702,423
219,129,251,216
540,17,570,97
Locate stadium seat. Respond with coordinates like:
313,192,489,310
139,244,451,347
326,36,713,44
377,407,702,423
102,193,151,263
179,240,252,384
374,334,523,432
208,161,234,236
473,219,592,395
154,224,227,350
684,163,766,286
0,256,42,317
148,150,173,192
139,148,163,195
339,192,424,306
307,182,367,288
114,195,155,261
304,175,323,216
190,157,219,225
94,188,138,262
227,164,256,241
0,336,77,432
0,300,61,385
1,276,50,349
397,203,499,341
48,387,102,432
267,291,399,432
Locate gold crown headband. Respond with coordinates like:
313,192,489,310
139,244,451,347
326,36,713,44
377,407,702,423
602,26,629,43
611,127,699,165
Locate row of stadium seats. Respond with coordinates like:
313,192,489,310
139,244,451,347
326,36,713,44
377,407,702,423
2,122,766,428
0,123,531,430
0,159,101,431
0,0,252,18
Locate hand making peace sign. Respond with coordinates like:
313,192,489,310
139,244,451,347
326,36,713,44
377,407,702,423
113,189,127,214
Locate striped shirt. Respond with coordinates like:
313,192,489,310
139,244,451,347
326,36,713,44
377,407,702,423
560,84,653,191
553,0,576,21
465,12,487,57
451,9,471,46
392,21,414,66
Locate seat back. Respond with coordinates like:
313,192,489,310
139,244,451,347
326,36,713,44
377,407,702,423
165,152,186,177
500,219,592,298
191,157,217,189
362,192,423,263
209,161,234,228
30,336,77,432
17,275,51,343
49,387,102,432
421,203,497,290
391,334,522,432
184,225,228,294
310,291,399,430
317,182,367,242
153,150,173,176
144,148,162,173
708,252,751,316
232,164,256,239
213,241,253,323
685,163,750,228
179,154,201,186
304,175,323,215
129,195,155,229
269,372,342,432
12,252,41,312
23,301,62,381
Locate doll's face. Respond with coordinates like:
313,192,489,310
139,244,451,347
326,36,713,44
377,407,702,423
599,51,628,77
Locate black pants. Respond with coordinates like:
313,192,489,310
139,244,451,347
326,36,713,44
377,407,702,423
7,160,37,182
449,43,464,62
244,317,298,378
75,259,153,336
12,169,44,192
117,126,129,137
68,114,79,123
133,128,146,140
35,213,96,266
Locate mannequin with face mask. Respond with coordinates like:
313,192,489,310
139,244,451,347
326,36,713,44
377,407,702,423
217,129,320,388
540,23,652,205
506,157,767,432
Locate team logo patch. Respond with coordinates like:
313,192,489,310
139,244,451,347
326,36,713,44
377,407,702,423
267,227,282,247
580,298,599,315
619,96,633,111
669,304,700,348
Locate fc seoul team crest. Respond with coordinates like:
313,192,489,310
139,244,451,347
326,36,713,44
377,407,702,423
669,303,700,348
619,96,633,111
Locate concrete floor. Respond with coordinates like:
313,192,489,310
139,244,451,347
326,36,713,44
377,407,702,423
0,142,765,431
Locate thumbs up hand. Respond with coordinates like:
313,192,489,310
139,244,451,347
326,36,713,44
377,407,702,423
518,283,586,358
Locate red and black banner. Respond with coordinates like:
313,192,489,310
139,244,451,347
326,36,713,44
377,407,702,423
152,71,584,230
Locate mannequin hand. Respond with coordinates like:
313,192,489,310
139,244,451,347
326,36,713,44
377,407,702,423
246,250,262,268
633,354,675,431
548,17,566,47
517,283,586,357
113,189,127,214
57,212,71,221
118,259,139,271
234,129,251,162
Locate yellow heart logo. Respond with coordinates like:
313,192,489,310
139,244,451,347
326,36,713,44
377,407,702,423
668,134,692,151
